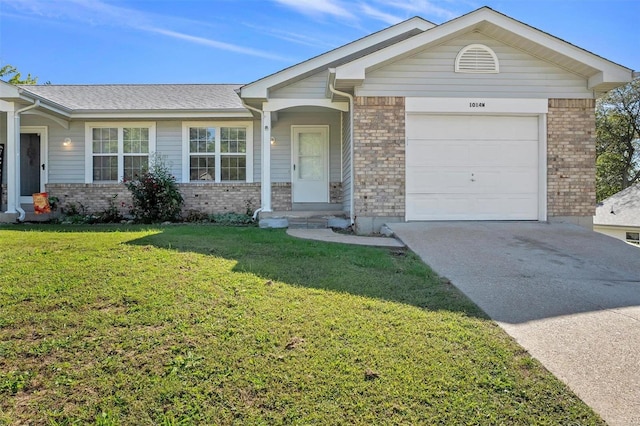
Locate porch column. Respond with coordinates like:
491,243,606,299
261,111,272,212
4,103,17,214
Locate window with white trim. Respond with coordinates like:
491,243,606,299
182,122,253,183
85,122,156,182
626,232,640,245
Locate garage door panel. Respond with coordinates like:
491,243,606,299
407,115,539,141
407,141,468,167
406,168,470,193
405,114,541,221
407,193,539,221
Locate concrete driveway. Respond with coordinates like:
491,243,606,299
388,222,640,426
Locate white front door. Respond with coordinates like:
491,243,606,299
291,126,329,203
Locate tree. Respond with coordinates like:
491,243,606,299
0,64,38,85
596,78,640,201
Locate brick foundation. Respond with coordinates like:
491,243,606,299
330,182,342,204
46,183,262,217
1,184,6,210
272,183,291,211
547,99,596,218
44,181,342,216
352,97,405,219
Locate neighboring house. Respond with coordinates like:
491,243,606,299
594,184,640,246
0,7,634,233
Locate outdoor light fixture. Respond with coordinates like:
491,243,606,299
270,137,276,145
63,137,72,147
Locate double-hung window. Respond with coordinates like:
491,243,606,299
86,122,156,182
182,122,253,183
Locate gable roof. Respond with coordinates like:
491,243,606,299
239,16,435,100
332,7,633,94
594,184,640,228
19,84,245,112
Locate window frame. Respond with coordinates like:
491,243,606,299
85,122,157,183
181,121,253,183
625,231,640,245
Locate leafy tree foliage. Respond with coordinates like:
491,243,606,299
596,78,640,201
0,64,38,84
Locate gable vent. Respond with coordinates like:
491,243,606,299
455,44,499,73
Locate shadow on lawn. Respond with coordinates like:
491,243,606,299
123,226,487,318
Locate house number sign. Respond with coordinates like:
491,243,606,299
469,102,486,108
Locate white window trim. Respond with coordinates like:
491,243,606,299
85,122,156,183
181,121,254,183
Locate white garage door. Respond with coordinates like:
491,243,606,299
406,114,540,221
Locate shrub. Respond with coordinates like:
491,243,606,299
124,156,183,223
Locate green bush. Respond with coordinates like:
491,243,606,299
123,156,183,223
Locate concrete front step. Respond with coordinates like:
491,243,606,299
259,211,350,230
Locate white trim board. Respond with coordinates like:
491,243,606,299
405,97,548,114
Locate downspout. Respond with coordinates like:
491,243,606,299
328,82,355,227
241,99,265,221
14,99,41,222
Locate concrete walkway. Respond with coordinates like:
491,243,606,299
389,221,640,426
286,228,404,247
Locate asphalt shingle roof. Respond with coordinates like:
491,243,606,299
594,184,640,227
19,84,245,111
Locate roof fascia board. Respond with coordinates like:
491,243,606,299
262,98,349,112
335,8,632,84
70,110,254,119
240,17,435,99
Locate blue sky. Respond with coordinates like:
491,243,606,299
1,0,638,85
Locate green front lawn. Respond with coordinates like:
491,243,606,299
0,225,602,425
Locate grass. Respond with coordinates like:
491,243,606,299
0,225,603,425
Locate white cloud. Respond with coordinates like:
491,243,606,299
272,0,356,20
145,28,292,61
379,0,458,20
5,0,291,61
359,4,404,25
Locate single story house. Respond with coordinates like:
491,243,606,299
0,7,634,233
594,184,640,246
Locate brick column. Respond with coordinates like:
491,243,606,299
352,97,405,233
547,98,596,225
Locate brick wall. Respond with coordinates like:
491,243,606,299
272,183,291,211
330,182,342,204
352,97,405,218
1,184,6,210
44,181,342,216
547,99,596,217
46,183,262,216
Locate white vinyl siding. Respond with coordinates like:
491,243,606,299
19,115,86,184
156,121,183,182
270,110,341,183
357,33,593,99
252,120,261,182
270,72,328,99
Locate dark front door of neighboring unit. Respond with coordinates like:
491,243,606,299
20,133,41,198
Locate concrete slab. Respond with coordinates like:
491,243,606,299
287,228,404,248
389,221,640,426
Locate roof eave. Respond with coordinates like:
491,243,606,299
240,16,436,99
70,109,254,120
